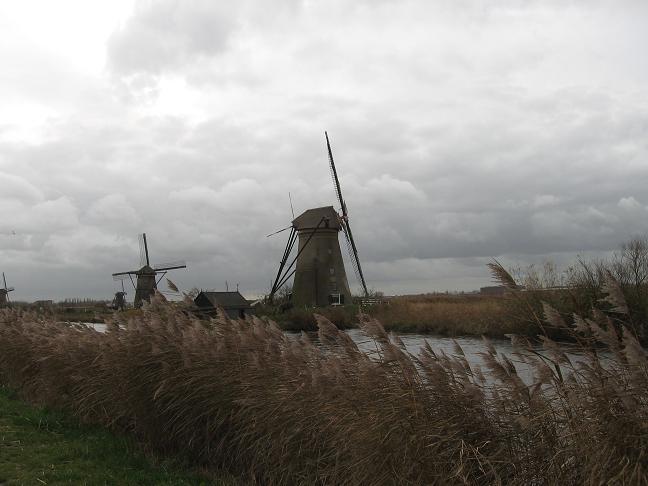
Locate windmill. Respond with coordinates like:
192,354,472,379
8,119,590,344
268,132,368,307
0,272,15,307
112,233,187,308
111,279,127,311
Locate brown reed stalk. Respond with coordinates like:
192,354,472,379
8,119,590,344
0,286,647,484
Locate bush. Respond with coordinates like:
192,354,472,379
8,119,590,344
495,236,648,342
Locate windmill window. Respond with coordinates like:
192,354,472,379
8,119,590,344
329,293,343,306
329,267,334,275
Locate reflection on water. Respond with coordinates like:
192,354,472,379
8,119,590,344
296,329,597,385
305,328,532,381
345,328,514,361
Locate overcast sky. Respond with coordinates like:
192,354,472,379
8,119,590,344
1,0,647,301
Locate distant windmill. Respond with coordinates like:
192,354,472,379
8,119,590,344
269,132,368,307
112,233,187,308
111,280,127,311
0,272,15,307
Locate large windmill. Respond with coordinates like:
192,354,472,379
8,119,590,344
269,132,368,307
112,233,187,308
0,272,15,307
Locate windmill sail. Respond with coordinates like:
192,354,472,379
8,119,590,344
266,225,292,238
1,272,14,306
138,233,150,267
325,132,369,297
2,272,13,292
153,260,187,271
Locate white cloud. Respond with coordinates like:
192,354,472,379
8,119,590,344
618,196,643,211
85,193,140,227
0,172,43,202
108,0,235,75
533,194,561,208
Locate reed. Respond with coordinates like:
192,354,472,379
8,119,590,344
369,294,517,336
0,278,647,484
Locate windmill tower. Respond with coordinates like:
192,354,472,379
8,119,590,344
0,272,15,307
269,132,368,307
112,233,187,308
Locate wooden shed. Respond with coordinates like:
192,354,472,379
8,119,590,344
194,291,254,319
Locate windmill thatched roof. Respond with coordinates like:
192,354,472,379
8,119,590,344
292,206,341,231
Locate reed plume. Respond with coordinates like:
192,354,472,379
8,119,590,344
0,284,647,485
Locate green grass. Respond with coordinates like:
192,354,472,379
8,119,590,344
272,305,359,331
0,387,233,485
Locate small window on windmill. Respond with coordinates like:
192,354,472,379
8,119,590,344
329,293,343,306
329,267,335,275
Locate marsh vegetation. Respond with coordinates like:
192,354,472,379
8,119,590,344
1,266,647,484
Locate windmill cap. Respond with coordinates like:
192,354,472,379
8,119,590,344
292,206,341,231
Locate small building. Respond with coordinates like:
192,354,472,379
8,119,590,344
194,291,254,319
33,300,54,307
479,286,508,296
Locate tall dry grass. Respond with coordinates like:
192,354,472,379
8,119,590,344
370,294,517,336
1,280,647,484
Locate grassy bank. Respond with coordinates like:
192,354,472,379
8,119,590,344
369,294,519,336
269,294,519,337
0,388,227,485
272,304,359,331
1,285,647,484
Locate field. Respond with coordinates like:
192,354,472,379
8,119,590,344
272,293,520,337
1,276,647,484
368,293,518,335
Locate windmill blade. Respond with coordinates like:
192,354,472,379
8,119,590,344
342,220,369,297
288,192,295,219
266,225,292,238
138,233,151,267
325,131,347,217
325,132,369,297
153,260,186,271
112,271,137,280
154,265,186,273
6,287,14,292
2,272,6,291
